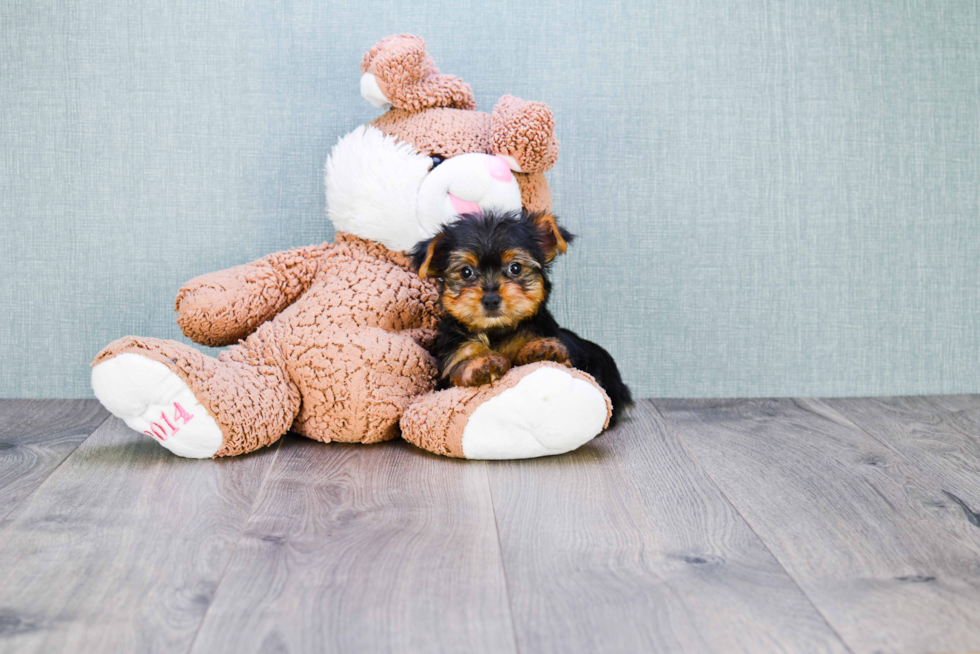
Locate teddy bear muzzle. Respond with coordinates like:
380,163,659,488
416,153,523,235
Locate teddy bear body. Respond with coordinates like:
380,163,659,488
91,35,612,460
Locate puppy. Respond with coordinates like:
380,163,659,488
411,209,633,427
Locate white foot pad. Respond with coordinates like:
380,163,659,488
91,353,223,458
461,367,608,460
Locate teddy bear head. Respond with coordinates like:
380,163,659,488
325,34,560,252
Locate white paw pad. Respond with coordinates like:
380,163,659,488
91,353,223,458
461,367,608,460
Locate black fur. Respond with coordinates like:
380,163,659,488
411,210,634,428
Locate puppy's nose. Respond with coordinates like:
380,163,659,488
481,292,502,311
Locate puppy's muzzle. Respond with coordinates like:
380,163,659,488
481,292,502,313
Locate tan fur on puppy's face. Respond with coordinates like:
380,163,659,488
442,287,491,329
440,247,545,331
494,279,542,326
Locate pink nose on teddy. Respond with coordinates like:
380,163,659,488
485,155,513,182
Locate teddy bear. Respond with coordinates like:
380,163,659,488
90,34,612,460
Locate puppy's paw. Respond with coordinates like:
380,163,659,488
451,354,512,387
517,337,571,367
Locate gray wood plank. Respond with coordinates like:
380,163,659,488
189,437,516,654
925,393,980,421
487,402,850,654
0,399,109,521
655,397,980,654
0,416,279,654
928,395,980,422
821,396,980,519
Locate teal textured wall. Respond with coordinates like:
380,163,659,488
1,0,978,398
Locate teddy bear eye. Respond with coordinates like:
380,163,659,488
508,263,523,276
430,155,445,169
459,266,474,279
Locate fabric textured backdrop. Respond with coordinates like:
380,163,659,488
2,0,978,399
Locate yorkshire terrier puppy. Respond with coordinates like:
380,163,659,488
411,209,633,427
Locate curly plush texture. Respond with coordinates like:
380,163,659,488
92,327,300,457
175,243,331,347
372,108,490,158
91,34,611,460
96,234,441,456
400,361,610,458
371,107,554,217
491,95,559,174
361,34,475,112
515,171,553,214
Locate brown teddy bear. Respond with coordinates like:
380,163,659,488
91,34,611,460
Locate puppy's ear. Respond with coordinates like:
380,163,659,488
528,211,575,262
410,233,445,280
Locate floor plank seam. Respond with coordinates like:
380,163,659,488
484,464,523,654
922,395,977,412
182,438,285,654
800,398,897,451
646,399,858,654
806,397,960,494
921,395,980,435
813,396,980,532
0,409,112,525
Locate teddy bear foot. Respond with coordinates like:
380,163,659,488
461,366,607,459
401,362,611,460
91,353,223,458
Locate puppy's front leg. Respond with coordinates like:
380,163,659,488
450,354,511,386
444,340,511,387
516,337,571,367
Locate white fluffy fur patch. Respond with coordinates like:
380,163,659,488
460,367,608,459
325,126,525,252
325,125,433,252
91,353,223,459
359,73,392,111
415,153,523,238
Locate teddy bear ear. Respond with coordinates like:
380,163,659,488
359,34,476,112
491,95,559,174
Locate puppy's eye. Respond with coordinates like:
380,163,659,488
430,155,445,169
508,263,523,276
459,266,474,280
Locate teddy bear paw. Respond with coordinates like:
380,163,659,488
460,366,608,459
91,353,223,458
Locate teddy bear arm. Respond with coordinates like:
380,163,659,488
175,242,334,347
389,280,442,352
398,326,439,351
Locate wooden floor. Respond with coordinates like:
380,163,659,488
1,397,979,654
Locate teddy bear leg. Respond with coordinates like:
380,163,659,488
400,361,611,459
91,324,300,458
287,325,437,445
